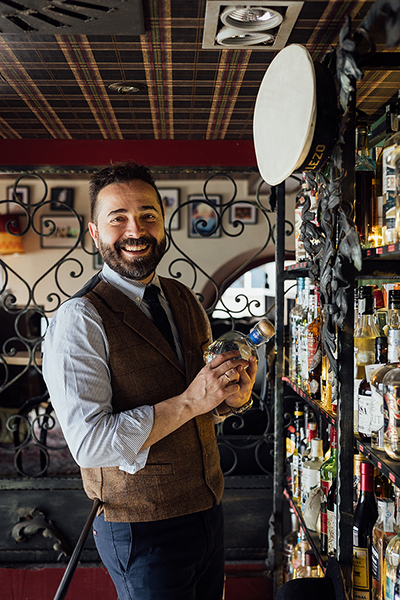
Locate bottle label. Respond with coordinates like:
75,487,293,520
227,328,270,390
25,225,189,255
388,329,400,363
370,387,384,433
383,145,397,238
371,542,379,582
301,465,320,511
358,392,372,435
248,327,265,346
353,546,369,589
327,508,335,554
387,576,395,600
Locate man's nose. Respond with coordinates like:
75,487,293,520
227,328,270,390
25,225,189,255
126,217,144,237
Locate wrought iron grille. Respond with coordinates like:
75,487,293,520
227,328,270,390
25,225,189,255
0,171,295,481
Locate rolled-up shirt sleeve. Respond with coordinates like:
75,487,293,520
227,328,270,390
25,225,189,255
43,298,153,474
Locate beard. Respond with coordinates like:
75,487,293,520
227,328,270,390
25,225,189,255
98,233,166,281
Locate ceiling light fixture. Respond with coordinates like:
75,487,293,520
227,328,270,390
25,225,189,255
108,82,147,95
202,1,304,50
220,6,283,31
216,26,274,46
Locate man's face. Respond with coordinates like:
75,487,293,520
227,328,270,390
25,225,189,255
88,180,166,284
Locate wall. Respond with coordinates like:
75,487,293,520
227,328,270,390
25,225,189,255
0,173,296,314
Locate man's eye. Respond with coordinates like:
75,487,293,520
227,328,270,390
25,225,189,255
111,216,125,223
142,214,156,221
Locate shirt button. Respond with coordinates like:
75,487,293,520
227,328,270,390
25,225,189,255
136,296,140,302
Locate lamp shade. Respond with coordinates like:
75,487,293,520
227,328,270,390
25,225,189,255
0,214,24,255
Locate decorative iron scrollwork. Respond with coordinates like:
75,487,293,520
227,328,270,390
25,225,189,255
11,507,69,557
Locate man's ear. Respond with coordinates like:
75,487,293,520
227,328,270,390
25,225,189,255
88,222,99,248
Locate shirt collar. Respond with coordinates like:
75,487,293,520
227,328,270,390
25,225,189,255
100,262,163,307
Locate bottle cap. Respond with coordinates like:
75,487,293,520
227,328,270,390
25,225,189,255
358,285,374,299
389,289,400,308
256,318,275,340
311,438,323,456
305,550,318,566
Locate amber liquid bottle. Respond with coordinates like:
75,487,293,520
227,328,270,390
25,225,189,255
308,285,322,399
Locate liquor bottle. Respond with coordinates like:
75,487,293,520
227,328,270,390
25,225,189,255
295,176,307,263
289,278,305,380
355,124,376,248
320,426,337,554
385,512,400,600
298,279,313,390
372,498,398,600
383,365,400,460
359,336,388,443
291,528,311,578
296,550,324,578
302,437,324,517
203,317,275,364
327,476,337,555
382,94,400,244
355,286,381,435
283,509,300,583
374,104,395,247
292,402,305,502
387,290,400,364
394,561,400,600
286,424,296,489
370,337,395,452
353,460,378,600
374,289,388,337
308,285,322,399
375,468,394,500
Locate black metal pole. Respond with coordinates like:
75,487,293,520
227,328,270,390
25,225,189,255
53,498,101,600
273,180,286,593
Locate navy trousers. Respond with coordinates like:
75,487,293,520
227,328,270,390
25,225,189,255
92,502,225,600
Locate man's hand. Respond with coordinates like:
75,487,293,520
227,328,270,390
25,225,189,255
181,350,249,417
220,355,257,414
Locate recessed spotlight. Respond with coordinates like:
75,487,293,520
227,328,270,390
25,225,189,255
220,6,283,31
108,82,147,95
216,25,274,46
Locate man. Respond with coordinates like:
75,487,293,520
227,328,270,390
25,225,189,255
43,161,257,600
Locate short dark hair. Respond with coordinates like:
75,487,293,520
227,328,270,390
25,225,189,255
89,160,164,222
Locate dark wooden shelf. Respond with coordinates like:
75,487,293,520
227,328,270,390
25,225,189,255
356,439,400,489
282,377,337,426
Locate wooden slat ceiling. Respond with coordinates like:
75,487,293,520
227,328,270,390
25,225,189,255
0,0,397,142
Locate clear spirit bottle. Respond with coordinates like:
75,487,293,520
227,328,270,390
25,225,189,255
203,318,275,364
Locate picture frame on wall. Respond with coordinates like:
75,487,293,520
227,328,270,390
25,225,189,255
50,187,75,211
7,186,30,215
229,202,258,225
188,195,221,238
159,188,180,230
40,214,82,249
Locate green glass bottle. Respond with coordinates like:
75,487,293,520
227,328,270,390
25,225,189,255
320,426,337,554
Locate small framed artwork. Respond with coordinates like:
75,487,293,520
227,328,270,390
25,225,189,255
41,215,82,249
7,186,30,214
188,195,221,238
229,202,258,225
51,187,74,211
159,188,180,230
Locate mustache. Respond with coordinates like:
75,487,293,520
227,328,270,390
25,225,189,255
115,236,155,250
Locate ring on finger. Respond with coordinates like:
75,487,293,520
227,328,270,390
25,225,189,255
224,373,231,382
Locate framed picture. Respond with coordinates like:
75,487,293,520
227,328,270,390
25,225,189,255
40,215,82,249
51,187,74,211
7,186,30,214
229,202,258,225
159,188,180,230
188,195,221,238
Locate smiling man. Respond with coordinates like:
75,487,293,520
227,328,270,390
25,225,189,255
43,161,257,600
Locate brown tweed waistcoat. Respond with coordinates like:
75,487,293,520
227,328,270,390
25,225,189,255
80,277,224,522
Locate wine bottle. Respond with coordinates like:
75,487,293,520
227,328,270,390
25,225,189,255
353,461,378,600
320,426,337,554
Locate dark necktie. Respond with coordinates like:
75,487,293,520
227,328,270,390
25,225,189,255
144,285,176,353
